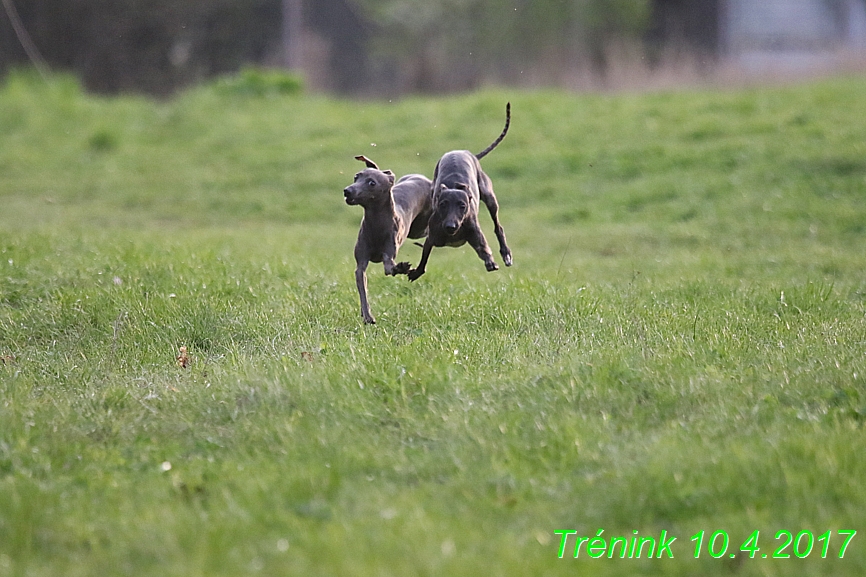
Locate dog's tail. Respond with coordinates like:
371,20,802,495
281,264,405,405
475,102,510,160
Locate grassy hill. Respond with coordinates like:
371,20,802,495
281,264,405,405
1,69,865,576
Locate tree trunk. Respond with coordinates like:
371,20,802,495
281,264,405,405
282,0,303,70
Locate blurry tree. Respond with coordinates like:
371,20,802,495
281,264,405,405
305,0,372,93
282,0,303,69
645,0,722,67
1,0,652,94
352,0,651,90
1,0,281,94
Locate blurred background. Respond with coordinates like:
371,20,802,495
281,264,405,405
2,0,866,96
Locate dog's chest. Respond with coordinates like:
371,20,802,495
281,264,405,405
359,217,399,261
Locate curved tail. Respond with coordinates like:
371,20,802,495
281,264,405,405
475,102,511,160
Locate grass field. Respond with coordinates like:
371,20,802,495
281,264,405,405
1,69,866,576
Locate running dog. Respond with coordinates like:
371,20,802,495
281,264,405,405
344,155,432,323
408,103,512,281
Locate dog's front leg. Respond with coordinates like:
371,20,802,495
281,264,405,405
384,256,410,276
355,260,376,324
389,258,412,275
407,238,434,281
467,226,498,272
383,240,410,276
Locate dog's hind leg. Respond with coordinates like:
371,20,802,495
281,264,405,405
477,172,513,266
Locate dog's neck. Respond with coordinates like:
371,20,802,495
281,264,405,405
361,189,395,213
360,189,399,230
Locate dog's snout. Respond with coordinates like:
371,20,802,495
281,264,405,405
444,222,459,235
344,187,358,205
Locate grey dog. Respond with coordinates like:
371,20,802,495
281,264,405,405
408,103,512,282
344,155,433,324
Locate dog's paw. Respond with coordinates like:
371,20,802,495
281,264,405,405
407,268,424,282
502,251,513,267
393,261,411,275
485,260,499,272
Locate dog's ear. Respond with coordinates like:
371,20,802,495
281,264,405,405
455,182,469,191
382,169,395,185
354,155,379,169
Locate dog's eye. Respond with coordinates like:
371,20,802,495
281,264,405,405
367,179,376,187
458,202,466,210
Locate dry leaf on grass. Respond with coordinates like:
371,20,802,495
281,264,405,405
176,346,191,369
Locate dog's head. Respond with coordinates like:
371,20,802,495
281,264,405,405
434,183,473,236
344,155,395,206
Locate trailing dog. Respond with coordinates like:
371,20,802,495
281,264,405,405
344,155,433,324
407,103,513,282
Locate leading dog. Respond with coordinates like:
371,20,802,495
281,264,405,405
408,103,512,281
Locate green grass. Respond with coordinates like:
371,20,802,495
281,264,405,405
2,68,866,576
